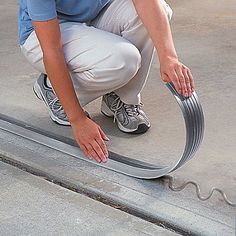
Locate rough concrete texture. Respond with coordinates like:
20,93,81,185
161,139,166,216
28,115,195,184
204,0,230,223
0,162,178,236
0,0,235,235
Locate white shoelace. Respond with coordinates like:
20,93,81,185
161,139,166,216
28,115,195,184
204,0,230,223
48,96,89,119
110,96,143,123
48,97,64,113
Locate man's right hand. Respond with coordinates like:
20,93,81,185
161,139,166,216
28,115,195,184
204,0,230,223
32,18,109,163
71,116,109,163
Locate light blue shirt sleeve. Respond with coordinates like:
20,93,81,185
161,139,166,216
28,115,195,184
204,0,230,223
18,0,110,45
26,0,57,21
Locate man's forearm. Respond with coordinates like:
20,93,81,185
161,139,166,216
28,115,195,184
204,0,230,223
43,48,86,122
132,0,177,62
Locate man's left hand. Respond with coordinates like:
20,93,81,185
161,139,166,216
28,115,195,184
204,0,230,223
160,57,195,97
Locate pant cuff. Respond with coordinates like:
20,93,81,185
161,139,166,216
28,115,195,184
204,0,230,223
113,90,141,105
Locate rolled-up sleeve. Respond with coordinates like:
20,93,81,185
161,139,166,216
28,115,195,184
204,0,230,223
27,0,57,21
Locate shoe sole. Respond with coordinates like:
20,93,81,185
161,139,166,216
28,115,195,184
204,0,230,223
101,100,150,134
33,82,71,126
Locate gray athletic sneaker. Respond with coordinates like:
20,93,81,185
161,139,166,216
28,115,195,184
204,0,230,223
101,92,151,134
33,73,90,126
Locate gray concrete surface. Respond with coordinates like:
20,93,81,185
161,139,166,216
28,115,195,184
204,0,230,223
0,126,235,235
0,161,178,236
0,0,235,235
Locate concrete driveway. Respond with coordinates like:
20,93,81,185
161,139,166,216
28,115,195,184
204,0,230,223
0,0,235,235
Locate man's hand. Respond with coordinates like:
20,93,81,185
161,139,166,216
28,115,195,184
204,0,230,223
71,116,109,163
160,57,195,97
132,0,196,97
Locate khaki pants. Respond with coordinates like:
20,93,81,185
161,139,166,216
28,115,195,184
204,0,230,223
20,0,173,106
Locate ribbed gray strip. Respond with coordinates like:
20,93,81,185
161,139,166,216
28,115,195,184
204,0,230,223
0,82,204,179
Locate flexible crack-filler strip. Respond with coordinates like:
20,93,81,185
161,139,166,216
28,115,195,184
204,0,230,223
1,82,235,207
0,82,204,179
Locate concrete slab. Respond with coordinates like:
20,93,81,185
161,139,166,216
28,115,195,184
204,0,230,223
0,161,178,236
0,126,235,235
0,0,235,235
